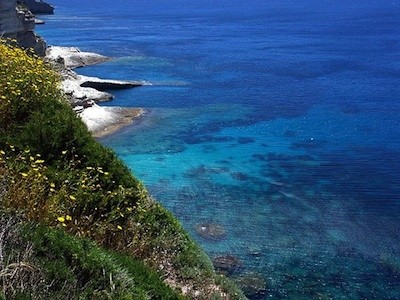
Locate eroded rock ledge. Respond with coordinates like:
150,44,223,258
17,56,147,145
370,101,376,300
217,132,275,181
46,46,144,104
45,46,145,137
46,46,111,69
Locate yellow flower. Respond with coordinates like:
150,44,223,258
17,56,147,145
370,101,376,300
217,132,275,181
57,216,65,223
66,215,72,221
117,225,123,230
69,195,76,201
21,172,28,177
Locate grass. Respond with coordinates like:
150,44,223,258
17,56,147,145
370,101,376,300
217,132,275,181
0,40,246,299
0,214,184,299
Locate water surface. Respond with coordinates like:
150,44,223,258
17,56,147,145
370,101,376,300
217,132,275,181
38,1,400,298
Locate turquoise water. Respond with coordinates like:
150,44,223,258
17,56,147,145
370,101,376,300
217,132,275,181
38,1,400,298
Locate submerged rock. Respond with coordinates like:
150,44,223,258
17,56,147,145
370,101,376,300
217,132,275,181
212,255,242,274
234,273,267,299
194,223,226,241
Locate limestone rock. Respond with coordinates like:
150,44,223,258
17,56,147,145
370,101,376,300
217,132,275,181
0,0,46,55
46,46,110,69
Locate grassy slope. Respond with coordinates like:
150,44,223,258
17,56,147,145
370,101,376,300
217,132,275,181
0,215,184,299
0,41,245,299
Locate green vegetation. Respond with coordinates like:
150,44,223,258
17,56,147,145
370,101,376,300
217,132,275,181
0,215,184,299
0,41,245,299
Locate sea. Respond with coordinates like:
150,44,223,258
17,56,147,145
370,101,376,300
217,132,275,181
37,1,400,298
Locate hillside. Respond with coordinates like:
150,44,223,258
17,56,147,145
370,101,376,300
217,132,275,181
0,41,245,299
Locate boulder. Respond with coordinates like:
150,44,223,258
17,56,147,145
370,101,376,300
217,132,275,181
212,255,242,274
234,273,267,299
194,223,226,241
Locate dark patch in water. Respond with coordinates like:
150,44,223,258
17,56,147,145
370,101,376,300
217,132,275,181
184,134,235,145
283,130,297,138
155,156,165,162
231,172,250,181
185,164,230,179
238,137,256,144
218,159,231,164
158,178,171,185
252,154,268,162
202,144,218,153
291,139,328,150
340,104,361,115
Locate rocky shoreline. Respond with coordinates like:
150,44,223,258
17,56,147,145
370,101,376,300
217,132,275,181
45,46,145,138
1,0,144,138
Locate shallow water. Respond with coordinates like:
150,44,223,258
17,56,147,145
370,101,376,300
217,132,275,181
38,1,400,298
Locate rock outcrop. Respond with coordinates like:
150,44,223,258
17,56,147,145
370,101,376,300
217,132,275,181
46,46,111,69
45,46,144,105
0,0,46,55
195,223,227,241
213,255,243,274
21,0,54,15
234,273,267,299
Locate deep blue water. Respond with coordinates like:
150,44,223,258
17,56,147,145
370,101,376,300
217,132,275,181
37,1,400,298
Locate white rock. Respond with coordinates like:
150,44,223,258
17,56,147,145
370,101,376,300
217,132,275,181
46,46,110,68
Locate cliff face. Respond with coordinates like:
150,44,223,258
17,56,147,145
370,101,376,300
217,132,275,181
0,0,46,55
21,0,54,14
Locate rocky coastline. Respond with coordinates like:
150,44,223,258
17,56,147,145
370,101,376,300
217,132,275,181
45,46,146,138
1,0,143,138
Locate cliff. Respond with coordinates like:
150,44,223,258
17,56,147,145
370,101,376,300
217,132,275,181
0,0,46,55
0,42,246,299
21,0,54,14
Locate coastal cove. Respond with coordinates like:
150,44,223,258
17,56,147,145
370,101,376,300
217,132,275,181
37,0,400,299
